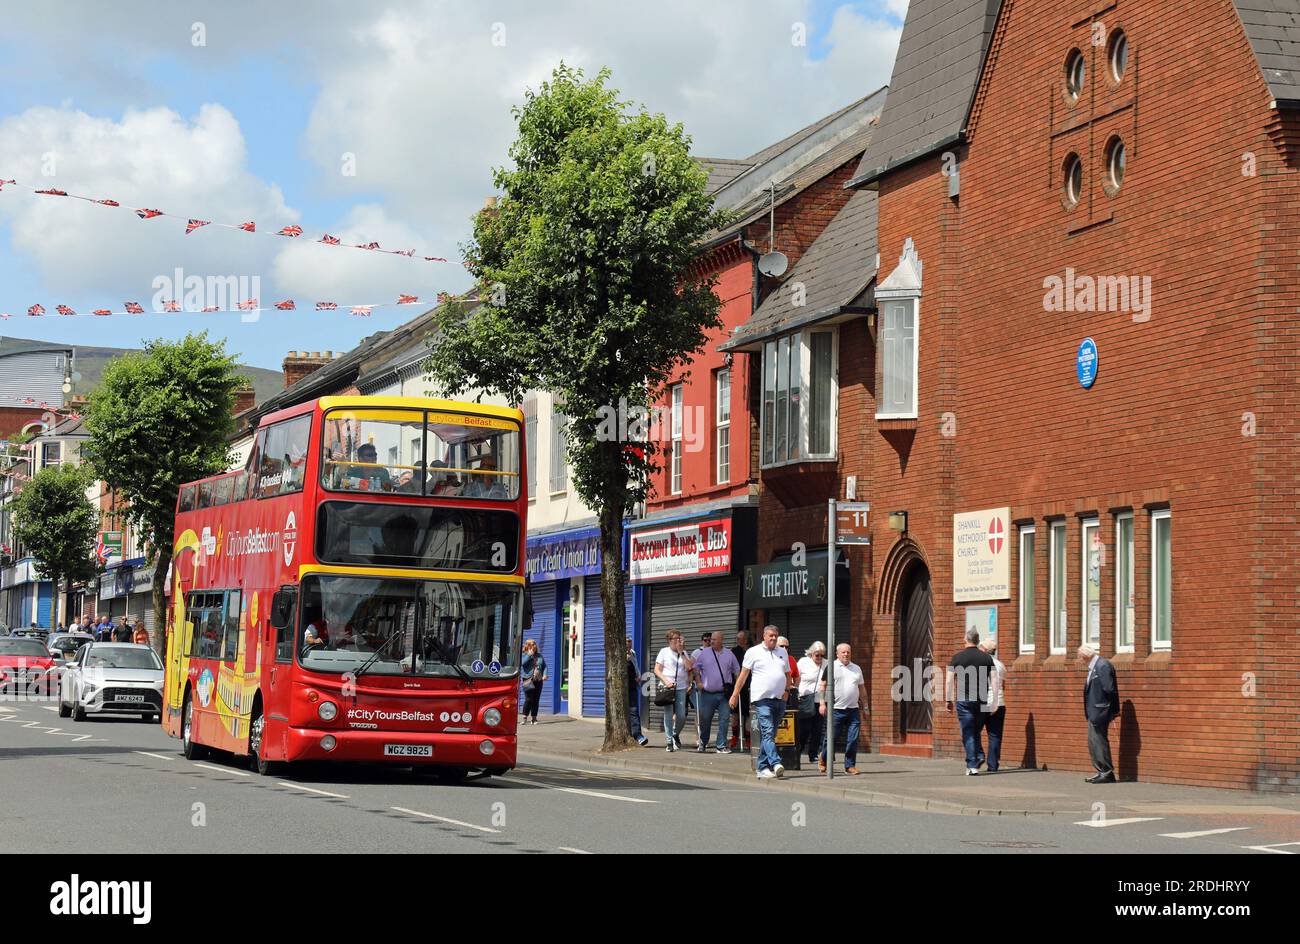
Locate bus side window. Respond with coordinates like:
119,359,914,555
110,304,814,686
179,485,196,513
222,591,242,662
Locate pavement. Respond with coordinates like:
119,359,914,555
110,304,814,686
518,716,1300,822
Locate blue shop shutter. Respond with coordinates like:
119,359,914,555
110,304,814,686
527,582,557,714
582,575,605,717
37,583,52,628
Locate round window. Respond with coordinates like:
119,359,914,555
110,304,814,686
1108,30,1128,83
1065,49,1086,100
1106,137,1126,191
1063,153,1083,206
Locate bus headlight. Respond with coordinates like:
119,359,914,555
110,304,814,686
320,735,337,752
483,708,502,728
318,701,338,721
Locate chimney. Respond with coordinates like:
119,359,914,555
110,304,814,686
282,350,337,388
231,387,255,416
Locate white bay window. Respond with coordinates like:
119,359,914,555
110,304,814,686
761,328,837,467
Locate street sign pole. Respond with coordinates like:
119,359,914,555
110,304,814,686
826,499,836,780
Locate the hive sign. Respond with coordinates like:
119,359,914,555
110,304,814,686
283,511,297,566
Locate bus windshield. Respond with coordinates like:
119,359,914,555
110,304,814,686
296,574,520,678
320,408,521,500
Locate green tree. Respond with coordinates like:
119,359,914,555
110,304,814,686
428,65,726,751
11,463,100,630
81,333,246,651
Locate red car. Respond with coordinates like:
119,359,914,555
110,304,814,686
0,637,58,697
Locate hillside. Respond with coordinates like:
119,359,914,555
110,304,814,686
0,336,283,404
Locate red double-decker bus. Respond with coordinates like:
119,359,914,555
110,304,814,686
163,395,526,780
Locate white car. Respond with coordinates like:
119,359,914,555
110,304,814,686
58,643,164,723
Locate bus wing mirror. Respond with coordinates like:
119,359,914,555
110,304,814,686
270,587,297,630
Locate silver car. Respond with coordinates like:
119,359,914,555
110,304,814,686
58,643,164,722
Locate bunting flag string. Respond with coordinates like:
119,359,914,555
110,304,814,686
0,176,453,263
0,293,446,320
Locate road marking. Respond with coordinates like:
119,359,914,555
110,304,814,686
0,706,16,713
558,846,592,854
278,782,347,798
41,705,58,712
1242,842,1300,854
1073,817,1164,828
390,806,499,833
516,777,658,804
194,762,250,777
1160,827,1252,839
134,751,174,761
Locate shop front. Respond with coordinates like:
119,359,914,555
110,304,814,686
0,558,52,630
628,503,757,731
525,522,643,719
97,559,166,633
742,550,850,659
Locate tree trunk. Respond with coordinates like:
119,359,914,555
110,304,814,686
151,543,172,659
599,485,634,752
52,574,62,631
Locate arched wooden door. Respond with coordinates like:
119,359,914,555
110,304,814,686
897,564,933,736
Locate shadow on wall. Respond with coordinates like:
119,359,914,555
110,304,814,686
1118,700,1140,782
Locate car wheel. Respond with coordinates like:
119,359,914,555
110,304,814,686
73,703,86,722
182,696,209,760
58,698,70,719
247,713,278,776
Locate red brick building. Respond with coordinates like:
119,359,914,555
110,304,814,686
630,90,885,682
726,0,1300,791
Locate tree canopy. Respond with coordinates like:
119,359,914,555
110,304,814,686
11,463,99,627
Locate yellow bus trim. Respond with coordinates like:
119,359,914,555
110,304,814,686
317,395,524,425
298,563,525,585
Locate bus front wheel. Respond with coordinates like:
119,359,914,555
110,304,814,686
248,713,279,776
182,695,209,760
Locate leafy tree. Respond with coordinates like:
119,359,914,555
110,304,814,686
428,65,726,750
81,333,246,650
11,463,99,629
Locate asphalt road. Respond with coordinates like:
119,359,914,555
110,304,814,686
0,700,1294,855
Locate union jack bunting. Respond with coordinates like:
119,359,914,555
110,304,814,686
350,305,373,317
135,208,163,220
56,305,75,316
397,295,419,305
274,299,296,310
396,249,415,257
0,179,15,189
163,300,181,312
0,313,10,319
27,304,44,316
239,221,256,232
124,302,144,314
315,302,338,310
237,298,258,310
319,234,340,245
276,225,303,237
425,256,447,262
357,241,380,250
185,219,210,234
92,309,111,316
96,199,119,207
201,306,219,312
35,188,67,196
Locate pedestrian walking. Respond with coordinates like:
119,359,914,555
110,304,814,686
729,626,791,779
795,642,827,764
981,636,1007,773
520,639,546,724
818,643,867,774
944,628,996,775
625,637,649,746
690,631,739,753
729,628,751,749
133,622,150,647
1078,644,1120,783
778,636,801,706
654,630,693,752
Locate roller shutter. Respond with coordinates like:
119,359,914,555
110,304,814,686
645,577,739,732
526,581,558,714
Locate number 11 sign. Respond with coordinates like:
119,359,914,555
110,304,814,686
834,502,871,545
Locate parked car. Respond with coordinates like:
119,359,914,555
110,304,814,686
0,637,58,696
58,643,164,722
46,632,94,662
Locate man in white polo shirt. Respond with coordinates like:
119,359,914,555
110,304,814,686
729,625,791,779
818,643,867,774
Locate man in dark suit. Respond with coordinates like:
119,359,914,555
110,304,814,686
1078,644,1120,783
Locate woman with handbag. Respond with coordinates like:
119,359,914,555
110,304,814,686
654,629,694,752
795,642,827,764
520,639,547,724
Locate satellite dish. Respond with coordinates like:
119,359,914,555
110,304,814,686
758,251,788,278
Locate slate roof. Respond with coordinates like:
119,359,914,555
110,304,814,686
848,0,1001,189
1233,1,1300,105
719,188,878,352
694,157,751,193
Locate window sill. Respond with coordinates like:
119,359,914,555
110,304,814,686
876,416,918,433
759,455,837,472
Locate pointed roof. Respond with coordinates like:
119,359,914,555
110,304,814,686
1233,1,1300,106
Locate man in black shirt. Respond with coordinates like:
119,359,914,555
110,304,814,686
944,628,996,775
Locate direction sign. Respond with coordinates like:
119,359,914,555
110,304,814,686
834,502,871,545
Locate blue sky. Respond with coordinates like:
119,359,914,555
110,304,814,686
0,1,904,372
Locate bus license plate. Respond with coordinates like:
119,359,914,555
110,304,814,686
119,693,146,702
384,744,432,757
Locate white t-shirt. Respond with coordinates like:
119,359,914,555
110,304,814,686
743,644,790,701
796,656,825,696
985,656,1007,711
655,647,690,688
828,660,865,709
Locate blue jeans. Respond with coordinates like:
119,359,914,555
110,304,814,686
663,687,688,741
799,710,824,762
955,701,986,769
820,707,861,769
752,697,786,771
696,690,730,748
628,700,646,742
984,706,1005,771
